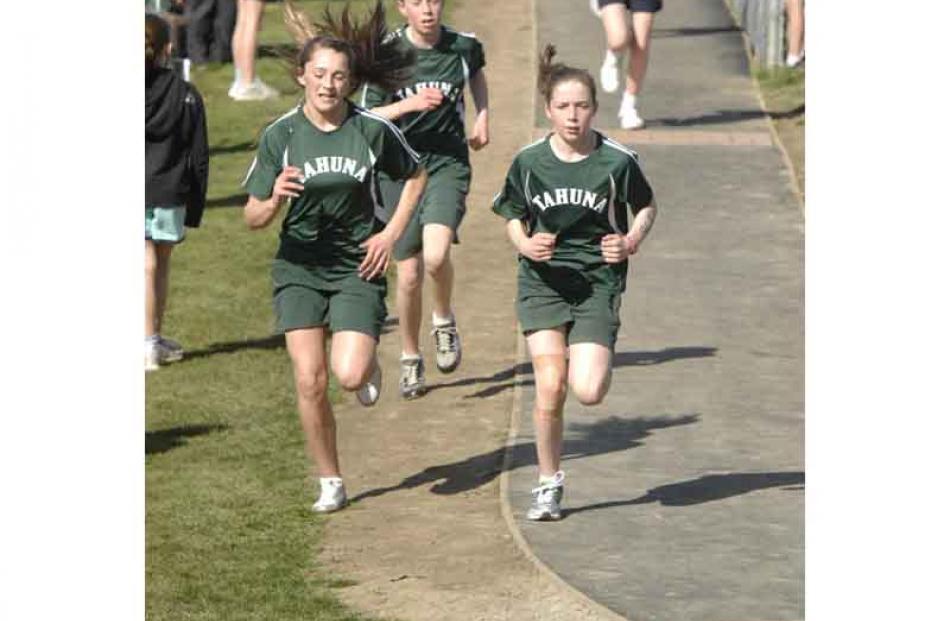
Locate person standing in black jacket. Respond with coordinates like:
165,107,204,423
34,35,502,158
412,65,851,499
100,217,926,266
145,12,209,372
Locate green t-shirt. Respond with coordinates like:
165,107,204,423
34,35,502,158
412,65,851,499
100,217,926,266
358,25,485,163
492,131,654,293
243,102,420,281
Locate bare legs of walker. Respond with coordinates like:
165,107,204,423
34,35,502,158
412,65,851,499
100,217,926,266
285,328,382,513
784,0,804,67
596,5,655,129
395,223,462,400
229,0,278,101
525,328,613,521
145,240,183,371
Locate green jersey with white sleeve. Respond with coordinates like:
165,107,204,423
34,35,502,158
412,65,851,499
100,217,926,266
492,131,654,294
243,102,420,285
358,25,485,163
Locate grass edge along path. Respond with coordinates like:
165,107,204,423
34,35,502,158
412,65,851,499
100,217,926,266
145,1,448,619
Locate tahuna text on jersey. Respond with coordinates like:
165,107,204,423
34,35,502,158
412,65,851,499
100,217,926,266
300,156,369,183
530,187,608,213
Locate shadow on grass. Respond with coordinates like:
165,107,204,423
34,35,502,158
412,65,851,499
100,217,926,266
146,424,228,455
210,141,256,157
206,193,248,208
349,414,700,503
426,346,717,399
561,471,805,518
181,321,397,362
183,335,285,361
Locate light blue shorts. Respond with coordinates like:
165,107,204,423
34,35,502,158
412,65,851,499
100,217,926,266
145,206,186,243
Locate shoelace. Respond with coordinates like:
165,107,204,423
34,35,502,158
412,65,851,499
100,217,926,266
402,359,422,386
432,325,458,353
531,472,565,501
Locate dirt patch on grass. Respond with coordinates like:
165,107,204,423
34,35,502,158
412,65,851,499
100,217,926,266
313,1,620,619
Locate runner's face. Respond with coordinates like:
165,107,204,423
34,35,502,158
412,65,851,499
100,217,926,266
398,0,443,37
545,80,596,143
298,47,352,114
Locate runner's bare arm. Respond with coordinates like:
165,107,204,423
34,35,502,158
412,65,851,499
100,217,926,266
467,69,490,150
244,166,304,230
505,219,555,262
359,166,428,279
368,88,444,121
625,201,657,252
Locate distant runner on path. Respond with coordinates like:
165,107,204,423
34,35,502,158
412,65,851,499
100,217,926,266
242,0,427,513
590,0,662,129
492,45,658,521
360,0,490,400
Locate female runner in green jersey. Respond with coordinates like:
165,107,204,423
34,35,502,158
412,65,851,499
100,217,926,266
359,0,490,399
492,46,658,521
243,1,427,513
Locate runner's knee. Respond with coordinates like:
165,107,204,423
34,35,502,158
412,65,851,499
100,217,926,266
294,366,329,402
398,260,423,292
423,244,451,277
534,359,568,408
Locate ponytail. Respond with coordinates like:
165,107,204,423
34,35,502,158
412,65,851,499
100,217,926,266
537,44,597,109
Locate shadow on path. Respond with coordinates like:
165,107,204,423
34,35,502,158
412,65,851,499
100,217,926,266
350,414,700,503
146,424,228,455
653,25,741,38
426,346,717,399
561,471,805,518
652,104,804,128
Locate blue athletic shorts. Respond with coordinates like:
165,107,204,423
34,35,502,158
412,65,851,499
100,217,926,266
145,205,186,243
598,0,663,12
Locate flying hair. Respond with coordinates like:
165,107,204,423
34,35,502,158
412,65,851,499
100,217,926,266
537,44,598,109
282,0,415,94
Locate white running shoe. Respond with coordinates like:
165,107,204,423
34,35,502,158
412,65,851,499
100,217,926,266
589,0,602,17
312,477,347,513
229,77,279,101
145,343,160,373
599,51,621,94
526,471,565,521
399,355,427,400
145,336,184,372
432,319,462,374
356,361,382,407
619,107,645,129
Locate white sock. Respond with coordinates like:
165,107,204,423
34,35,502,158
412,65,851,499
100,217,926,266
605,50,620,66
432,312,454,327
401,352,422,362
146,334,160,346
539,471,563,485
320,476,343,486
621,91,637,110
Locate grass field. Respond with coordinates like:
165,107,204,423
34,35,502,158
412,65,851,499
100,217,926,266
755,65,805,201
146,1,401,619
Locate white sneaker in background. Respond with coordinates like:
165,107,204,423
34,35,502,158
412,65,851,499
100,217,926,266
619,106,645,130
589,0,602,17
599,51,621,94
229,77,279,101
312,477,347,513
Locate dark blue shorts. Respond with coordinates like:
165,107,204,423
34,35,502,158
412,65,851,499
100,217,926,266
598,0,663,12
